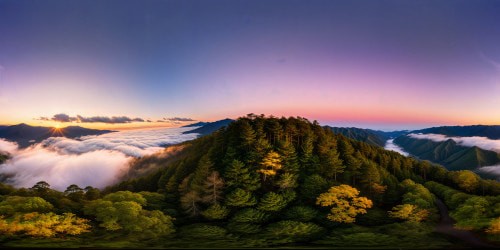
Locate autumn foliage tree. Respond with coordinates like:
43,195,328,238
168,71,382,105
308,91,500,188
258,151,283,181
388,204,430,222
316,185,373,223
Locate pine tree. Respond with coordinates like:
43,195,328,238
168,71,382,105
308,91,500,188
202,171,224,204
224,160,260,191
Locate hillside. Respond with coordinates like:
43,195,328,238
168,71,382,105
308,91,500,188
413,125,500,140
326,127,388,147
183,118,234,136
394,135,500,172
0,123,113,147
1,115,499,248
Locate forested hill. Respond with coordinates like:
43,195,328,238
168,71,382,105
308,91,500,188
325,126,408,147
326,127,388,147
2,115,499,248
413,125,500,140
103,115,499,247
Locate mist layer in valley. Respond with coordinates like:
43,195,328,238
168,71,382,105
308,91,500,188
0,127,198,190
384,139,409,156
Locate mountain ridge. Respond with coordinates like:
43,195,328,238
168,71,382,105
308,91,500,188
0,123,114,148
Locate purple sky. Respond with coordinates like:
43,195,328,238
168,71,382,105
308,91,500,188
0,0,499,130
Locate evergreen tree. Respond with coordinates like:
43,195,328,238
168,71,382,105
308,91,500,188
202,171,224,204
225,188,257,207
224,160,260,191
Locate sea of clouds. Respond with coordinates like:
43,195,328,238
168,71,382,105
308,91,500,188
0,127,198,191
407,133,500,180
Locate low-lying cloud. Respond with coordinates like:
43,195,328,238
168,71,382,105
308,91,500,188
476,165,500,181
384,139,409,156
0,139,18,155
407,133,500,153
39,113,146,124
0,127,198,191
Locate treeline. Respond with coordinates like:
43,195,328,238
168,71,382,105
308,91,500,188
1,115,499,247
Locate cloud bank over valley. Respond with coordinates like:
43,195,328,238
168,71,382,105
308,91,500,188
407,133,500,153
0,127,198,190
384,139,409,156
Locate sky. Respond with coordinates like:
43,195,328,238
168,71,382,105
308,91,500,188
0,0,499,131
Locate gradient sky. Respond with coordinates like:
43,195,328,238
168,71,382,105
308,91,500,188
0,0,499,131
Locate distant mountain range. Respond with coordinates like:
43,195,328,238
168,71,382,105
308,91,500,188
325,125,500,179
325,126,408,147
412,125,500,139
0,123,114,148
182,122,210,128
183,119,234,136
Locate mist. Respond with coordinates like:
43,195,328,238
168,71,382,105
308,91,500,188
0,127,198,191
476,165,500,181
408,133,500,153
384,139,409,156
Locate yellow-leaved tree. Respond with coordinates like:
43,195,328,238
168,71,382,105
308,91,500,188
257,151,282,181
316,184,373,223
388,204,429,222
486,217,500,234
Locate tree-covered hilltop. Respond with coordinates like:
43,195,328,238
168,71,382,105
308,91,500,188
1,115,500,248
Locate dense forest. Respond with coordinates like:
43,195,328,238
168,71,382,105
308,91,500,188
1,115,499,248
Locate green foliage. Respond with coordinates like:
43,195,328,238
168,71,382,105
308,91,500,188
201,204,229,220
257,192,288,211
226,222,261,234
451,196,490,229
451,170,480,193
388,204,430,222
224,160,260,191
83,193,174,237
0,196,54,216
300,174,329,200
179,224,228,239
264,221,325,242
426,181,497,231
138,191,166,211
225,188,256,207
230,208,270,224
102,191,147,206
283,206,319,222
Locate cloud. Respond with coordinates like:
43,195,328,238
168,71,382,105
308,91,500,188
0,139,18,155
52,113,77,122
76,115,144,123
0,145,131,191
476,165,500,181
38,113,148,124
384,139,409,156
165,117,195,122
0,127,199,190
407,133,500,153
